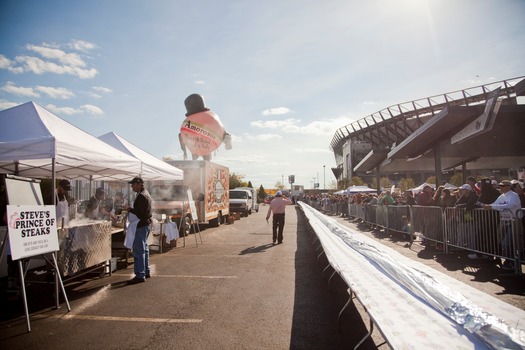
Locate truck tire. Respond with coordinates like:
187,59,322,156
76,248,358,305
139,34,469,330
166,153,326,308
209,213,222,227
182,216,192,236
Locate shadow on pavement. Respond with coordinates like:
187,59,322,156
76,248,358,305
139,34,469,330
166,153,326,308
289,206,382,350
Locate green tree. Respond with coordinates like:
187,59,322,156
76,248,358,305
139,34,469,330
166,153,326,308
397,178,416,192
258,185,266,201
426,176,436,185
351,176,364,186
449,173,463,187
229,173,248,189
372,177,393,190
337,178,351,190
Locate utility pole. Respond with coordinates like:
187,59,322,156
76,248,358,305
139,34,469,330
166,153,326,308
323,165,326,190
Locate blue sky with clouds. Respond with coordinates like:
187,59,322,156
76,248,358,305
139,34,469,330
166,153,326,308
1,0,524,190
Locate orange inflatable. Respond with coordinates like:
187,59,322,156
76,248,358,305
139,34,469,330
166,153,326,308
180,110,225,157
179,94,231,160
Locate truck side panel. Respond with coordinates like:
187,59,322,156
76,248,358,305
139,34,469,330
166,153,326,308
167,160,229,224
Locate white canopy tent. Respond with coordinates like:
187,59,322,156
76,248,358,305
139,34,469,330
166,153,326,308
345,185,377,195
0,102,142,181
409,182,458,195
98,132,183,181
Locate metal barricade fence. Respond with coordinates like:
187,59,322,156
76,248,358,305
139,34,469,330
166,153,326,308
443,207,523,274
386,205,411,233
409,206,444,244
318,201,523,274
443,207,499,255
375,205,388,228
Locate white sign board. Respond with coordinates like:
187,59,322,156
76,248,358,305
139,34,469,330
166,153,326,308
6,205,60,260
187,189,199,221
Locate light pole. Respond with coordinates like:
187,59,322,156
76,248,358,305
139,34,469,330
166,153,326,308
323,165,326,190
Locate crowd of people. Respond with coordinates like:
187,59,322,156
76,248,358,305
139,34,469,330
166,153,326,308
303,176,525,271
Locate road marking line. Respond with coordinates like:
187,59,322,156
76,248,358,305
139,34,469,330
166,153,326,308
112,273,237,279
46,314,202,323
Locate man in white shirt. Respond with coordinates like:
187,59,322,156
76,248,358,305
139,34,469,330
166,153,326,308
266,191,293,244
484,180,522,271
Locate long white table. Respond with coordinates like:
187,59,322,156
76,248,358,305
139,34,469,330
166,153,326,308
300,202,525,349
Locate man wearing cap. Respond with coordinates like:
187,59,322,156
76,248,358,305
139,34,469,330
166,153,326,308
126,177,153,284
85,187,113,220
484,180,522,271
266,191,293,244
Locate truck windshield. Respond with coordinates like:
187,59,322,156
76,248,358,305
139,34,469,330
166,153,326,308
230,191,247,199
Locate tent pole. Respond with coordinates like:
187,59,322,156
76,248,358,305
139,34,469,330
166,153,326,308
52,158,56,206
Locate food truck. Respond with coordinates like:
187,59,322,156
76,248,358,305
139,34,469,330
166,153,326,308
165,160,229,227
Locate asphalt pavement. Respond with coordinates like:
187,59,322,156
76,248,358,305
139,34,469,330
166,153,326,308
0,205,378,350
1,204,523,350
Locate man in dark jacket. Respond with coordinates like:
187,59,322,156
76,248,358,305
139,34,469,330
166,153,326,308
126,177,153,284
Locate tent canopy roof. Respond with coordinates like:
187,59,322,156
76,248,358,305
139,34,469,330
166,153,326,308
98,132,183,181
0,102,142,180
346,185,377,194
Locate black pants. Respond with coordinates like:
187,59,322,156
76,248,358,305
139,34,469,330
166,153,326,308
272,213,285,243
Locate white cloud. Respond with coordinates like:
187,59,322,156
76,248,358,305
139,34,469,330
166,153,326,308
36,85,75,99
15,55,98,78
43,103,103,116
261,107,291,116
81,104,104,116
45,104,81,115
250,115,354,136
194,80,206,85
0,42,99,78
87,92,102,99
0,99,19,110
68,39,96,52
251,118,300,129
92,86,112,93
0,55,24,73
1,81,39,97
26,44,86,67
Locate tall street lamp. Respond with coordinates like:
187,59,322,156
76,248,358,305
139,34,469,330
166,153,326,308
323,165,326,190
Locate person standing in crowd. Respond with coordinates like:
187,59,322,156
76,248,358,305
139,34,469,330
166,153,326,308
440,188,456,209
85,187,113,220
417,185,435,206
466,176,480,195
466,178,500,260
454,184,480,250
266,190,292,244
433,185,445,207
404,190,416,206
478,178,501,205
126,177,153,284
380,191,394,205
484,180,522,270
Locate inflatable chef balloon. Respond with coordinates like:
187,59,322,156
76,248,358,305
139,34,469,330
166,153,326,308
179,94,232,160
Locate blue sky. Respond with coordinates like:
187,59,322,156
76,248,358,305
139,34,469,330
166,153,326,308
1,0,524,190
